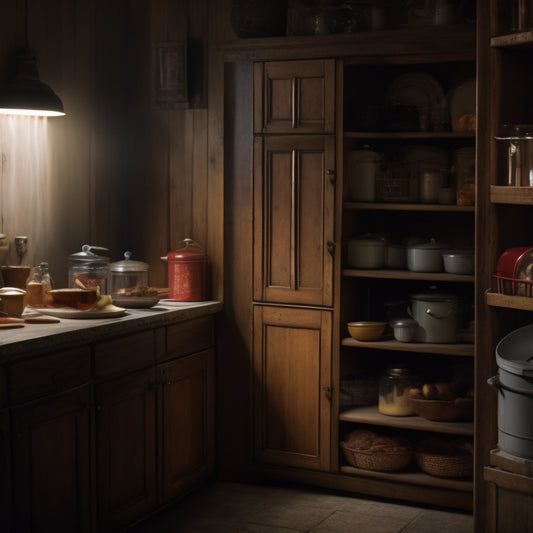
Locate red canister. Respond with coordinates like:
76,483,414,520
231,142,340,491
167,238,207,301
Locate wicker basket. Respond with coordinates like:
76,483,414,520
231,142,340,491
340,441,413,472
415,438,473,478
409,397,473,421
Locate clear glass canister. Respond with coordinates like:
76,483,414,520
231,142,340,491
109,251,150,297
378,366,417,416
68,244,110,293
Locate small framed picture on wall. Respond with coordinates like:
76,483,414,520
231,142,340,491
155,42,188,108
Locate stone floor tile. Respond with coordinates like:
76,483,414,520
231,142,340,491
310,509,408,533
246,503,335,531
402,509,473,533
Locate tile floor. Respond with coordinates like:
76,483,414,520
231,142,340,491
127,481,473,533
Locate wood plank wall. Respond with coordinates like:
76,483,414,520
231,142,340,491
0,0,234,293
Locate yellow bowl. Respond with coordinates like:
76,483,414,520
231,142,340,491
347,321,386,341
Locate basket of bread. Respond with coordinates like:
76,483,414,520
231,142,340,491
408,381,474,422
340,428,413,472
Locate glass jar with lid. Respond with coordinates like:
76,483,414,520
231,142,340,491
68,244,110,293
109,251,159,308
378,366,417,416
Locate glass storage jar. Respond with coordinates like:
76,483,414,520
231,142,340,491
378,366,417,416
109,251,150,296
68,244,110,293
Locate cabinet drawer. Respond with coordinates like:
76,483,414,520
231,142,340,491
9,347,91,404
164,316,214,360
94,330,156,379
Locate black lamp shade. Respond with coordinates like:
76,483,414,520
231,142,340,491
0,48,65,117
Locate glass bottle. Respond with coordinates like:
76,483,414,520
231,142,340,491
25,262,53,307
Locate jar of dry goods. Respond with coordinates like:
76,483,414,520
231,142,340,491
379,366,417,416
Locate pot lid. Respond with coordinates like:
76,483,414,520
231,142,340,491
350,233,387,246
110,251,150,273
389,318,417,327
410,287,462,302
68,244,110,264
408,238,444,250
496,324,533,377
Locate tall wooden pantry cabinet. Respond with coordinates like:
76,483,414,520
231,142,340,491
219,18,476,514
475,1,533,532
252,59,335,470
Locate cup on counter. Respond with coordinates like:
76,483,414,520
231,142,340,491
0,287,26,317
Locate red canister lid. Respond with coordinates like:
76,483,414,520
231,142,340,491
167,238,206,262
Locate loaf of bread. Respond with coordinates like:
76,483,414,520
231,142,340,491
422,382,458,401
343,429,412,452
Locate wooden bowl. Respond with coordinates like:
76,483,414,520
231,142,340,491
48,288,98,309
409,397,474,422
347,321,386,342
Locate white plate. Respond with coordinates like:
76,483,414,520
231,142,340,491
112,296,160,309
385,72,444,109
31,305,127,319
448,77,476,129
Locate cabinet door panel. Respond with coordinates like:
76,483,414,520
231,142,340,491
11,387,91,533
95,368,157,531
254,60,335,134
254,135,335,306
158,349,215,503
253,305,331,471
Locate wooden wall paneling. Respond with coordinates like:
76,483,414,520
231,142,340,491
169,110,193,248
206,0,234,302
192,109,209,255
45,0,95,285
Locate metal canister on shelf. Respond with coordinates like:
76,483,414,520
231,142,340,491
378,366,417,416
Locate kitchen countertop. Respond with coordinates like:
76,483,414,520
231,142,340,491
0,300,222,364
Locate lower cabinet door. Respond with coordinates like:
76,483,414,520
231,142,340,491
11,386,91,533
158,349,215,504
95,367,157,532
253,305,332,471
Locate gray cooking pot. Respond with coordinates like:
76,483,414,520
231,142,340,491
409,289,463,343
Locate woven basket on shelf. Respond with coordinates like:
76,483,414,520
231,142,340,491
415,451,473,478
340,442,413,472
415,437,473,478
409,397,473,422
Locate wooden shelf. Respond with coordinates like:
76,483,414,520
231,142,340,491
344,131,475,140
343,268,474,283
343,201,475,212
491,31,533,49
218,25,476,62
490,185,533,205
486,290,533,311
339,405,474,436
341,337,474,357
340,465,473,493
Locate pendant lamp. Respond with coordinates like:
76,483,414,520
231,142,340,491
0,1,65,117
0,47,65,117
